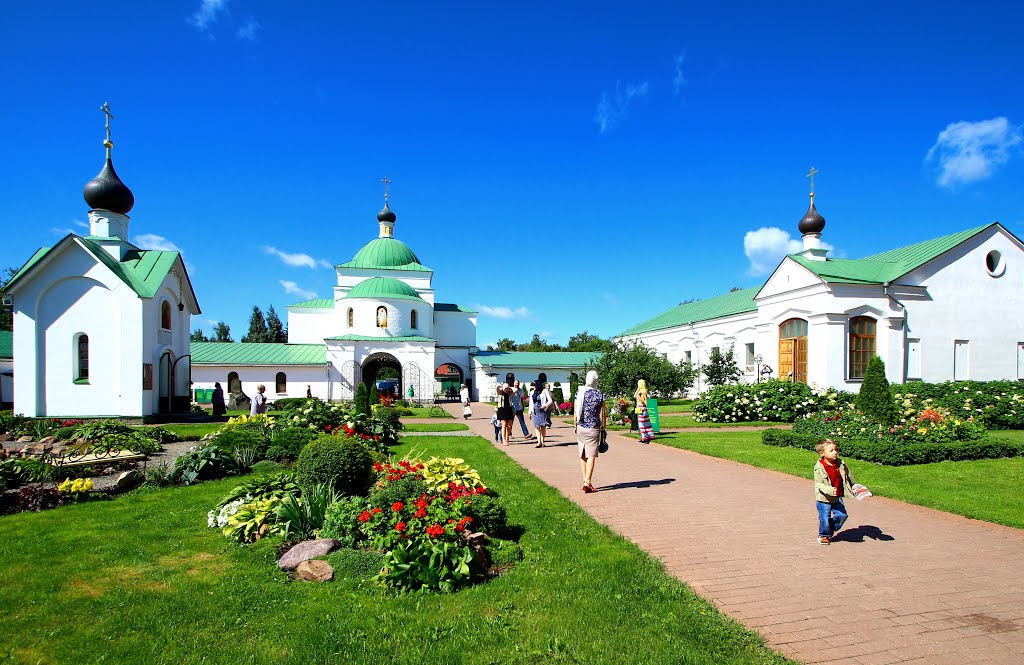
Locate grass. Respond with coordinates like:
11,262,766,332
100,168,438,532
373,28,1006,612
401,422,469,432
0,434,790,665
401,408,453,419
563,415,780,430
644,429,1024,530
145,423,221,440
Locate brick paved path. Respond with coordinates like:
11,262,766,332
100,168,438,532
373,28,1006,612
443,403,1024,664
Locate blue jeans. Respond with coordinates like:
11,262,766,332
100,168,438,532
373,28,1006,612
494,426,502,442
515,410,529,436
816,500,848,537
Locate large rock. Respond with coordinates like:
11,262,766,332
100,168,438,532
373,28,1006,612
227,392,251,411
277,538,341,570
115,469,145,491
295,559,334,582
0,433,11,442
16,436,33,443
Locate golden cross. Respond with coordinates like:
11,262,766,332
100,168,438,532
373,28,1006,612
380,176,391,204
100,102,114,148
805,166,820,194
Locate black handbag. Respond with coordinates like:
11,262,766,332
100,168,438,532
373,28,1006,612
598,429,609,454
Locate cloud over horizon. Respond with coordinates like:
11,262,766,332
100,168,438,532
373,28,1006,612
743,227,833,276
594,80,649,134
279,280,317,301
188,0,228,31
263,246,331,269
134,233,183,253
926,117,1022,188
475,304,532,320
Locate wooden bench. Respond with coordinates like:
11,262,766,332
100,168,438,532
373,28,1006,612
42,445,147,470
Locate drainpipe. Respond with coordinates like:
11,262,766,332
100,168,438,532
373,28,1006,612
883,282,908,382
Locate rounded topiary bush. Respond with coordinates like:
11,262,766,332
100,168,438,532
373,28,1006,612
856,356,897,426
295,435,373,496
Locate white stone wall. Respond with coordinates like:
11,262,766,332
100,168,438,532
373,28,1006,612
191,365,330,401
0,359,13,407
287,307,340,344
469,363,578,403
433,311,477,347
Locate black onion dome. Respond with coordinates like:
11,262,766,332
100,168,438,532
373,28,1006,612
377,203,396,223
798,200,825,234
83,156,135,214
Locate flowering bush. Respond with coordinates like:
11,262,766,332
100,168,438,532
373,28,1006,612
892,381,1024,430
794,403,986,444
285,398,400,452
56,477,94,502
608,398,632,426
693,380,843,423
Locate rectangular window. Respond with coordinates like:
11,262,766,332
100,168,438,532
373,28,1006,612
745,343,755,372
710,346,720,357
907,338,921,380
684,350,692,365
954,340,970,381
1017,343,1024,380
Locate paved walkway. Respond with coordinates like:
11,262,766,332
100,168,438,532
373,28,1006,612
443,402,1024,665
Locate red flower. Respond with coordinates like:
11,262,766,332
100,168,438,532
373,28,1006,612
325,425,332,431
394,521,406,532
426,524,445,537
371,507,382,514
415,507,427,518
392,501,404,512
374,462,383,472
358,511,371,523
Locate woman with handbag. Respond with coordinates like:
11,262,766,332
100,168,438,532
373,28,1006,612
574,370,606,493
460,383,471,419
496,383,515,445
634,379,654,444
531,379,553,447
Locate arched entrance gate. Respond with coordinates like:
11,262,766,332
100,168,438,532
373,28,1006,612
434,363,463,401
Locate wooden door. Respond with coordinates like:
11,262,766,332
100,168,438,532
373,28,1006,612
794,337,808,383
778,339,794,381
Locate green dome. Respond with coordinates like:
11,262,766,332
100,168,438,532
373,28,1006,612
345,277,425,302
345,238,427,270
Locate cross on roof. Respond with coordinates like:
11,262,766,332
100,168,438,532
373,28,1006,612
805,166,820,195
380,176,391,204
100,102,114,147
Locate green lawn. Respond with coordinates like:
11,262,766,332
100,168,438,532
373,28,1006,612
644,429,1024,529
0,434,790,664
401,408,454,419
146,422,221,440
401,422,469,432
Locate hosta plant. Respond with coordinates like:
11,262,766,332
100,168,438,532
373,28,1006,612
420,457,484,492
374,538,478,594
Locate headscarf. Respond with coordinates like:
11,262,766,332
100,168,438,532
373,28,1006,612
576,370,599,414
637,379,647,391
585,370,599,389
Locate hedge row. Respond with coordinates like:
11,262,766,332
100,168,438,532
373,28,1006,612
761,428,1024,466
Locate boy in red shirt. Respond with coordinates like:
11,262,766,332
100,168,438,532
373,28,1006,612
813,439,858,545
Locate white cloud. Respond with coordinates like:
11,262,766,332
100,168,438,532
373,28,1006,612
51,227,76,236
279,280,317,301
236,17,262,41
263,246,330,269
475,305,532,320
601,292,621,306
594,80,650,134
135,233,183,252
743,227,833,276
672,52,687,95
73,219,89,230
926,117,1022,188
189,0,228,31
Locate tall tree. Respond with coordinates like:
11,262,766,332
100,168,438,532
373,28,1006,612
702,345,742,387
495,338,517,352
213,322,234,342
190,328,210,342
242,305,269,343
566,330,615,352
584,341,692,398
0,267,16,331
266,305,286,343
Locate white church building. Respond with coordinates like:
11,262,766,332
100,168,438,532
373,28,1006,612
618,191,1024,393
2,121,200,417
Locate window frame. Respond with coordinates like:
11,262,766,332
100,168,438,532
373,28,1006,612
160,300,172,330
75,333,89,383
848,316,877,380
275,372,287,394
411,309,418,330
347,307,353,328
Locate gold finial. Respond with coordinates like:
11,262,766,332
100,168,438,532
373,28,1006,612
100,102,114,151
805,166,820,199
380,175,391,205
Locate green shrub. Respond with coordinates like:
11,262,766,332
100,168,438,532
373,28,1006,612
762,428,1024,465
856,357,897,426
485,538,523,568
213,429,270,461
295,435,373,496
272,397,311,411
324,548,386,580
368,474,428,512
354,383,369,417
268,427,317,460
693,379,824,423
466,494,508,536
892,380,1024,430
320,495,372,548
275,484,340,541
374,538,479,593
251,460,286,475
140,427,179,445
174,445,238,484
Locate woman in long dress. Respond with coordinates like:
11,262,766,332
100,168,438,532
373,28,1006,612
211,382,226,417
634,379,654,444
531,379,553,447
459,383,471,419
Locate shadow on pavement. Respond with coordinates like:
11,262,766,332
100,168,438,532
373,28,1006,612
596,478,676,492
833,525,895,543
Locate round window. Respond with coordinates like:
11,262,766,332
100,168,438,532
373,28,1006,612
985,250,1005,277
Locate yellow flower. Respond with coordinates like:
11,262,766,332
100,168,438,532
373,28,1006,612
917,428,928,435
83,478,94,491
57,478,72,492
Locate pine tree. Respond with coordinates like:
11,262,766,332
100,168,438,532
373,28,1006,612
355,382,369,416
190,328,209,342
242,306,269,343
213,322,233,342
856,356,897,425
266,305,286,343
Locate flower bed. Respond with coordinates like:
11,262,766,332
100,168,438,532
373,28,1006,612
762,428,1024,465
794,404,987,445
892,381,1024,430
692,380,853,423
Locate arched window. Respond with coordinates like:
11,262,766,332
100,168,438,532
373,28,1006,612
76,334,89,382
849,316,877,379
276,372,287,394
227,372,241,394
778,318,808,383
411,309,418,329
347,307,354,328
376,306,387,328
161,301,172,329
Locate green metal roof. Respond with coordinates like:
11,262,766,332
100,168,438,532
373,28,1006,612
288,298,334,309
337,238,431,272
435,303,477,313
0,331,11,360
326,335,436,343
3,235,199,311
472,351,604,368
344,277,425,302
191,342,327,365
618,287,760,337
791,224,997,285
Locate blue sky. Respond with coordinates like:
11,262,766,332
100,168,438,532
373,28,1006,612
4,1,1024,349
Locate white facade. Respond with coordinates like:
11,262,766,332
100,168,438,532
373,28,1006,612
620,222,1024,394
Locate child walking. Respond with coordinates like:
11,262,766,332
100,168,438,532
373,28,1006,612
813,438,860,545
490,407,503,444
